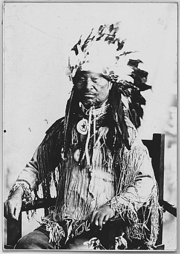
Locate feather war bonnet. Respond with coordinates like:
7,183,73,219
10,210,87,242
67,22,151,128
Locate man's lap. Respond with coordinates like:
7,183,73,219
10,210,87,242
15,224,94,250
15,226,54,249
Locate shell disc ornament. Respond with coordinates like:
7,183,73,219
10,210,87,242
74,148,81,162
77,118,88,135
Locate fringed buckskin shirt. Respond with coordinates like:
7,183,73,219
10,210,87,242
11,109,160,249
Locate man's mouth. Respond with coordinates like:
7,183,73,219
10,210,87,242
83,93,96,97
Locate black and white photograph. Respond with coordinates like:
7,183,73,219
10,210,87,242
3,2,177,251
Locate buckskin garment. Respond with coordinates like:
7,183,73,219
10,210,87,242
9,103,162,250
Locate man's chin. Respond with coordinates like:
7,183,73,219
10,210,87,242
81,99,96,109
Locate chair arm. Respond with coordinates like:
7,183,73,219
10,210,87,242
160,200,177,217
4,197,56,249
22,198,56,211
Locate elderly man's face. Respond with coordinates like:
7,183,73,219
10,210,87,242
74,71,112,108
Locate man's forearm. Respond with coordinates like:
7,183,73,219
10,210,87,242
106,171,156,221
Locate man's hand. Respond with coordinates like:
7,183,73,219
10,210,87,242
4,188,23,221
91,204,115,230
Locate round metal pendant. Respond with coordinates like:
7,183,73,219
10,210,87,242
76,118,88,135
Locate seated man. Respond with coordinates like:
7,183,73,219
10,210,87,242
4,22,161,250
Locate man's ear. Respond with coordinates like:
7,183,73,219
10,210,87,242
72,68,82,85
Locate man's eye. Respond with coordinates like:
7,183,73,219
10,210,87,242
78,77,86,83
91,77,98,83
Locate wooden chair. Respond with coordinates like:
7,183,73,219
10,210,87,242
4,133,177,249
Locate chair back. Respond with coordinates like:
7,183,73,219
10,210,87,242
142,133,165,246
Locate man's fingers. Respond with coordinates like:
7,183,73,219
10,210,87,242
8,202,17,219
103,214,109,224
15,204,21,220
98,214,104,230
4,200,21,220
91,211,102,227
4,200,15,219
91,206,114,229
98,214,110,229
4,190,23,220
91,210,97,224
93,212,106,229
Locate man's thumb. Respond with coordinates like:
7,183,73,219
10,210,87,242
14,203,22,220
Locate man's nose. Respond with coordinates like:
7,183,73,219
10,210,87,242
85,77,94,90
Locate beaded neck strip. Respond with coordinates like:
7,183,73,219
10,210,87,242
78,101,109,172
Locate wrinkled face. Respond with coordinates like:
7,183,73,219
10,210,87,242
73,71,112,108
